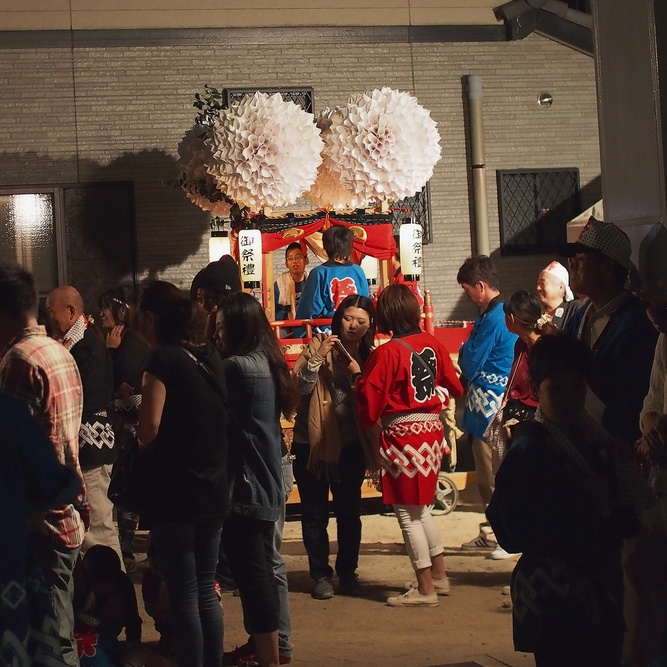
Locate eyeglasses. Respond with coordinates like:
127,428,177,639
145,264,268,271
568,254,595,267
286,255,305,261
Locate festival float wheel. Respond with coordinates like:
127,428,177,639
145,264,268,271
430,472,459,516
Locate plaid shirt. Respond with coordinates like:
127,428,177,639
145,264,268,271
0,326,88,549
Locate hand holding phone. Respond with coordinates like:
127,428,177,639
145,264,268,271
334,339,354,363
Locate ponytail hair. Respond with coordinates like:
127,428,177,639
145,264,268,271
504,290,559,336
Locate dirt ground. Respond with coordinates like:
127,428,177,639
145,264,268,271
131,485,535,667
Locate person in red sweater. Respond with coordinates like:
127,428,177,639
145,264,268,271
354,284,464,607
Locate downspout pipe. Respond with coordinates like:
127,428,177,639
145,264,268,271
466,75,491,257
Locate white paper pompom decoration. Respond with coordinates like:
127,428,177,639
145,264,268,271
307,110,370,211
318,87,441,206
177,124,232,217
207,92,324,210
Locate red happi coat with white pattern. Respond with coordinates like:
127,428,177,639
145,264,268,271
356,332,464,505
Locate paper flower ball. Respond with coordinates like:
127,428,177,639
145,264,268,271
178,124,232,216
322,87,441,204
207,92,324,210
307,109,370,211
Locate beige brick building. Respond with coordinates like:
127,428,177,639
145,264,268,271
0,1,600,318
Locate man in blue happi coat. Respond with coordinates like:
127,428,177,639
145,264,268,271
457,255,516,550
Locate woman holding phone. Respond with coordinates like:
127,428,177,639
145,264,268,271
292,295,380,600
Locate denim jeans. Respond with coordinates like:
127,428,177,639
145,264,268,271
274,455,294,657
222,514,279,635
292,441,366,580
150,519,224,667
34,539,80,667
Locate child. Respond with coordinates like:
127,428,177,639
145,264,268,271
487,334,655,667
75,545,143,667
295,226,369,325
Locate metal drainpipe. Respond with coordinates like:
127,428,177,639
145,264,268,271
466,74,491,257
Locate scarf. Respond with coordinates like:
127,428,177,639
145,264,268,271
293,335,380,480
276,271,308,318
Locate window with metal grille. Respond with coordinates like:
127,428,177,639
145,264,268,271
497,169,580,256
223,87,314,113
391,184,433,245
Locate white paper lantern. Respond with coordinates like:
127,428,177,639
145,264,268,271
209,230,231,262
238,229,263,288
360,255,379,285
399,222,423,281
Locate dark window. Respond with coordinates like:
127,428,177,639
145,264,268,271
391,184,433,245
497,169,580,256
223,87,314,114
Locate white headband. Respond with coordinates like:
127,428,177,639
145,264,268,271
543,261,574,302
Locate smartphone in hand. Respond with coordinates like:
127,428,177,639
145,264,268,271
334,339,354,363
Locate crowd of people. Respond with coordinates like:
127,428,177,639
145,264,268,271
3,217,667,667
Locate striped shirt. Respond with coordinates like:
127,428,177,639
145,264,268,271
0,326,88,549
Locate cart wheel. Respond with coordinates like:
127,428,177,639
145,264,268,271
431,472,459,515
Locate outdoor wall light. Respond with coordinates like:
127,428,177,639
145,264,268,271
538,92,554,108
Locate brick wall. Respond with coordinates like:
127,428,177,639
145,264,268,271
0,32,600,319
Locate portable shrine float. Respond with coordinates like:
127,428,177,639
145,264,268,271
176,86,474,510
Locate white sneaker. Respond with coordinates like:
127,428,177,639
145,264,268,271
461,523,497,551
489,545,519,560
387,587,439,607
405,576,451,595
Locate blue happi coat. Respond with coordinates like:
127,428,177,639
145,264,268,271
459,298,517,438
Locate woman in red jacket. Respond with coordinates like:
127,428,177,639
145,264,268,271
354,284,464,607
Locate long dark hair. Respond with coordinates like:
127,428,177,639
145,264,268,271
156,299,208,346
217,292,299,418
138,281,207,347
99,286,134,328
137,280,181,318
331,294,376,363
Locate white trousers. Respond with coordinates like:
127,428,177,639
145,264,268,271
393,504,444,570
81,464,124,567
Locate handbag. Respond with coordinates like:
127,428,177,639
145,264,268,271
107,432,147,514
485,350,528,474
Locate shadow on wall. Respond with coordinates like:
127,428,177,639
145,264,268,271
0,149,210,308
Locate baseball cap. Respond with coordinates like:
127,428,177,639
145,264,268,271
190,255,242,300
562,216,637,273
